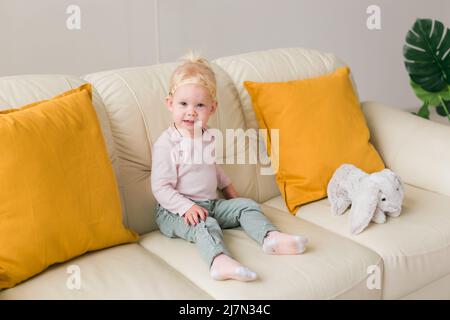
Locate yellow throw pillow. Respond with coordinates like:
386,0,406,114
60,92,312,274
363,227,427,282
244,67,385,214
0,84,139,289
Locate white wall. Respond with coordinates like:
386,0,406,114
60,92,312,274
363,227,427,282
0,0,448,111
0,0,157,77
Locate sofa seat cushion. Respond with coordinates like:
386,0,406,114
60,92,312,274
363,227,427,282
262,184,450,299
139,205,382,299
402,273,450,299
0,244,210,300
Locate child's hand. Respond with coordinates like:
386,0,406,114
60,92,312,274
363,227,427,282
222,183,239,200
183,204,209,226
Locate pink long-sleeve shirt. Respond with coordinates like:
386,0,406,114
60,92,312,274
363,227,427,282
151,125,232,216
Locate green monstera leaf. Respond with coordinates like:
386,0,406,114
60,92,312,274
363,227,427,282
404,18,450,122
436,99,450,116
410,80,450,105
404,18,450,93
413,102,430,119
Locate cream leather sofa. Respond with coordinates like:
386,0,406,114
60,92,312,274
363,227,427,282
1,48,449,300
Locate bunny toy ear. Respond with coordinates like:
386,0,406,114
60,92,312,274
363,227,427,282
394,173,404,192
349,180,380,235
374,169,402,185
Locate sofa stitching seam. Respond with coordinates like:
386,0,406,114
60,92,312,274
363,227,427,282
115,72,154,153
86,73,133,229
137,242,213,299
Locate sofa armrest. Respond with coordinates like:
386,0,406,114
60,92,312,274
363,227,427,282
361,101,450,197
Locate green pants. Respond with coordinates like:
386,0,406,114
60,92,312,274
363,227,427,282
155,197,278,267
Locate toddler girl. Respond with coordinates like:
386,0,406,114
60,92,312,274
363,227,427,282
151,53,308,282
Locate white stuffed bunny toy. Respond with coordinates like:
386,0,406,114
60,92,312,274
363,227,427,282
327,164,404,235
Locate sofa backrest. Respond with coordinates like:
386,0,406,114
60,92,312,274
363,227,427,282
83,47,346,235
0,48,348,236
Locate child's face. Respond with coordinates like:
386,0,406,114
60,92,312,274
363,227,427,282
166,84,217,137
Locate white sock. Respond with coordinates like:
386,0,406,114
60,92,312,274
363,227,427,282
262,231,308,255
210,254,257,282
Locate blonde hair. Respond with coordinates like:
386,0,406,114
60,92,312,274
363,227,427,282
167,51,217,99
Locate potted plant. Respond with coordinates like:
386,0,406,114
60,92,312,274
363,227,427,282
403,18,450,122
